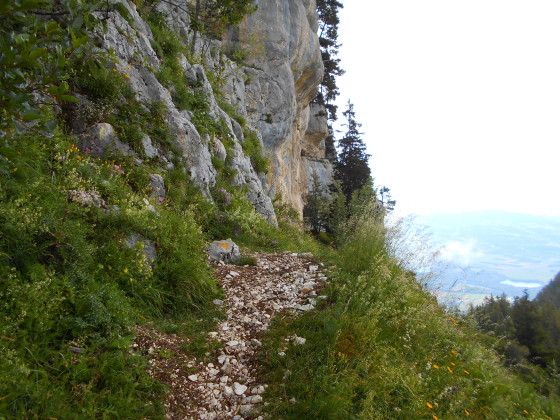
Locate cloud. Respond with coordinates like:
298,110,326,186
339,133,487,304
500,280,542,288
441,241,482,266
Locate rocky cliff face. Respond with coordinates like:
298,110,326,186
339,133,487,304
223,0,333,214
70,0,332,221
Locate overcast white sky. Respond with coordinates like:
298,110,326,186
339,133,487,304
334,0,560,217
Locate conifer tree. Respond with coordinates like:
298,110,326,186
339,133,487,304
315,0,344,165
303,171,329,235
335,100,371,201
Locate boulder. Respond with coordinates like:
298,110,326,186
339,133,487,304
207,239,241,263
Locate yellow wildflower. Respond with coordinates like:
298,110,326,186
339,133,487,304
447,366,453,373
433,364,439,370
426,402,433,409
13,168,17,172
433,416,438,420
451,361,456,366
464,370,470,375
451,350,457,355
523,410,528,414
465,409,470,416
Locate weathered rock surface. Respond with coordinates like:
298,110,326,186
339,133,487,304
207,239,241,264
223,0,333,214
69,0,332,222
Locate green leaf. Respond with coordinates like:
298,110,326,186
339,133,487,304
58,95,79,103
74,34,89,49
45,22,60,34
59,81,69,94
87,60,100,78
72,14,84,31
28,48,46,60
114,2,134,26
21,112,42,121
69,28,78,48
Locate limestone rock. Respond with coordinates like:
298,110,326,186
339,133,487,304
78,123,134,158
223,0,332,215
149,174,165,202
71,0,333,223
142,135,159,158
207,239,241,264
126,232,157,266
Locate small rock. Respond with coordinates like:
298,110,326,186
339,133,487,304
292,336,306,345
278,351,285,357
308,265,319,272
251,395,263,404
188,374,198,382
230,271,240,277
233,382,248,396
239,405,253,416
289,397,297,404
213,299,224,306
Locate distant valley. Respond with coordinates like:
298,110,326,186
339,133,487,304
416,211,560,310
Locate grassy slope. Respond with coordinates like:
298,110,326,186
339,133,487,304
257,205,560,419
1,136,558,419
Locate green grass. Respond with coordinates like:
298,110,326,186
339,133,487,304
0,134,221,417
257,201,560,419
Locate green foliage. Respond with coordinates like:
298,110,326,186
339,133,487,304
314,0,344,122
259,198,559,419
303,171,329,235
335,100,371,202
0,0,110,133
189,0,257,56
469,273,560,387
241,128,269,174
0,133,221,416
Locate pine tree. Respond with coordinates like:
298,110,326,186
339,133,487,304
335,100,371,201
315,0,345,122
303,171,329,235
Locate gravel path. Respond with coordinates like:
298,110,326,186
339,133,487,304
135,251,329,419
